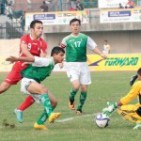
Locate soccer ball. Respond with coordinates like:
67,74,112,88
95,113,109,128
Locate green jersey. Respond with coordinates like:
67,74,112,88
61,33,97,62
21,57,55,83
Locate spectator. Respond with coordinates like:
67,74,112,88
20,11,25,31
27,0,32,11
40,1,49,12
69,0,77,11
119,3,124,8
5,1,13,18
102,40,111,55
125,0,135,8
0,0,8,15
76,0,84,10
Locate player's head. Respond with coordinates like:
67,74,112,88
51,47,65,63
69,18,81,35
30,20,43,38
137,68,141,80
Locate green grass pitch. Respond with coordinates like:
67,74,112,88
0,71,140,141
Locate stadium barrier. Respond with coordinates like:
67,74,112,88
88,54,141,71
0,53,141,72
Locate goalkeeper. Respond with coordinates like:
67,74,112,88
102,67,141,130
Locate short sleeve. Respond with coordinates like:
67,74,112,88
87,37,97,50
40,39,48,53
20,35,28,45
32,56,53,67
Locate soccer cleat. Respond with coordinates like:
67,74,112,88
76,109,82,115
133,123,141,130
48,112,61,123
34,122,47,130
68,101,75,110
14,109,23,123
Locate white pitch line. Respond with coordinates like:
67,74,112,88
56,113,97,123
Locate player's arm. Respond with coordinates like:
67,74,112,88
87,37,107,59
6,56,51,67
6,56,35,63
119,82,140,105
93,47,107,59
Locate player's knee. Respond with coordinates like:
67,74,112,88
0,82,11,93
39,86,48,94
81,87,87,92
51,99,57,108
73,85,80,91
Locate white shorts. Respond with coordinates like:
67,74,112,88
64,62,91,85
20,78,41,103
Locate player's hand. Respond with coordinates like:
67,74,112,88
5,56,18,63
130,74,138,86
100,53,107,59
102,102,117,116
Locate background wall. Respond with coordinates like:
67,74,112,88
44,30,141,55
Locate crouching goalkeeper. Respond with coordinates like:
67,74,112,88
102,67,141,130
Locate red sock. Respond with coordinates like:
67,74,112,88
18,95,35,111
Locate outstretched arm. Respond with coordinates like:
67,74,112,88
93,47,107,59
6,56,35,63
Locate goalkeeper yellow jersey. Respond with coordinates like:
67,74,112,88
120,81,141,105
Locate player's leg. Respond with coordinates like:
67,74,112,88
69,80,80,110
17,96,35,111
14,95,35,123
4,69,35,122
76,84,88,114
47,92,61,123
66,63,80,110
0,81,11,93
117,104,141,129
77,63,91,114
25,80,60,128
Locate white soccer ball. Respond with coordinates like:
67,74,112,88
95,113,109,128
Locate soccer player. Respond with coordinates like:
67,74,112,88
102,67,141,129
0,20,47,122
60,18,107,114
6,46,65,130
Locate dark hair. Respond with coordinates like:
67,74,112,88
69,18,81,25
51,46,65,56
137,68,141,76
30,20,43,28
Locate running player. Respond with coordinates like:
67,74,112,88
0,20,47,122
60,18,107,114
6,46,65,130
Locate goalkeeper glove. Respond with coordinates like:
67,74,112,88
130,74,138,86
102,102,118,117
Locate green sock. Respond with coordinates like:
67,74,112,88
69,89,78,104
37,109,48,125
40,94,53,116
77,92,87,111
